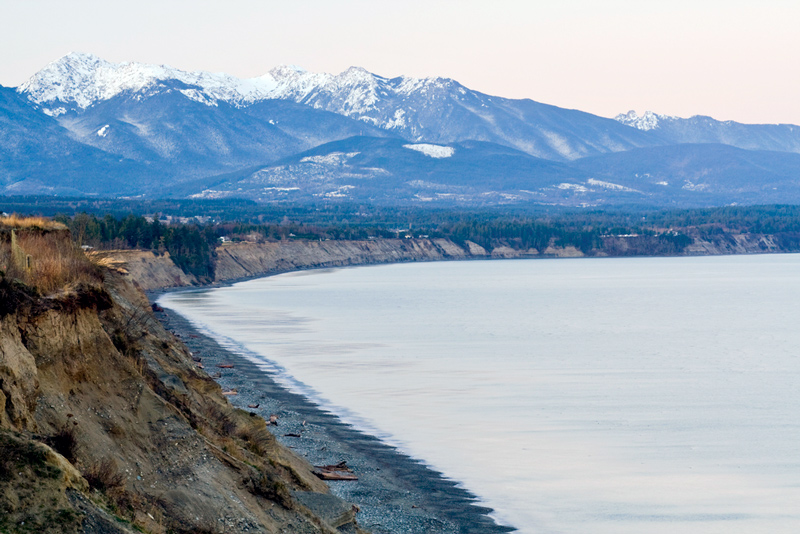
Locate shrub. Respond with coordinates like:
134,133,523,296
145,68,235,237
83,458,125,491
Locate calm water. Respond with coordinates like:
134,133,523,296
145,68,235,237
159,255,800,533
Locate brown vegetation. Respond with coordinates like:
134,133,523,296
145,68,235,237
0,217,102,295
0,214,67,231
83,458,126,492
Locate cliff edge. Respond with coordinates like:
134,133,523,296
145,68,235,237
106,232,787,294
213,238,478,283
0,222,361,534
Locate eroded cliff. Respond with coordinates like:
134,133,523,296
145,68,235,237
213,238,479,283
105,232,793,294
0,225,360,534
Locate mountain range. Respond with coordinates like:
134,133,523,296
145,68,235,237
3,52,800,207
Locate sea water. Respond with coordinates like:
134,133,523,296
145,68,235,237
159,255,800,533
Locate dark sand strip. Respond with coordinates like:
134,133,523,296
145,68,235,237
153,300,515,534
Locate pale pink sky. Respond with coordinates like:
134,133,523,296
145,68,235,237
3,0,799,124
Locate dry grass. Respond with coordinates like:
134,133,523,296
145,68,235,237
85,252,129,274
0,214,67,231
0,223,102,295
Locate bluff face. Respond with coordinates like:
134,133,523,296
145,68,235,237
100,232,792,294
0,226,359,534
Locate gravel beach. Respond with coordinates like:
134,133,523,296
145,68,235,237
152,295,515,534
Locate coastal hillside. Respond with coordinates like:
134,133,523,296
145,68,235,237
96,238,484,291
101,232,788,293
3,215,791,532
0,218,361,534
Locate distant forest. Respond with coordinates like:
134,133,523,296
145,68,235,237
11,200,793,279
7,195,800,231
54,213,219,278
0,196,797,278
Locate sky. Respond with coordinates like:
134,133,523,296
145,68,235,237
2,0,799,124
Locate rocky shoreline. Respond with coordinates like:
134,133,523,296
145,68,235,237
153,292,515,534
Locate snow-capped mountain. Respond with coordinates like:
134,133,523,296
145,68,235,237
614,110,676,131
20,52,462,120
7,52,800,206
19,53,657,161
20,52,282,113
17,53,393,177
260,67,658,160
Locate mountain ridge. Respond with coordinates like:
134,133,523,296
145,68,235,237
16,53,659,161
614,110,800,153
5,52,800,207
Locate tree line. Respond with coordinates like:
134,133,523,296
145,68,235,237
53,211,701,280
55,213,218,279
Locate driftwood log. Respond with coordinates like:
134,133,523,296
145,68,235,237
313,461,358,481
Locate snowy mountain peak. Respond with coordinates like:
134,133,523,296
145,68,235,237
343,66,370,74
17,53,664,162
20,53,282,110
20,52,113,109
267,64,307,80
56,51,106,70
18,52,473,124
340,66,379,81
615,110,676,131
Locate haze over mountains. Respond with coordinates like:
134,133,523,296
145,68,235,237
3,52,800,206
